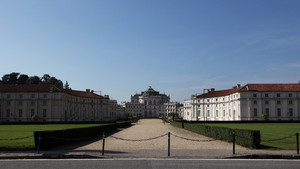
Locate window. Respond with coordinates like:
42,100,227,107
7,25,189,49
43,109,47,117
207,110,210,117
19,94,23,98
7,94,11,99
289,108,293,117
31,94,35,98
43,94,47,98
277,101,281,105
277,93,280,97
265,93,269,98
266,108,269,116
265,101,269,105
223,110,226,117
289,93,293,98
43,101,47,106
216,110,218,117
253,93,257,98
31,101,35,106
216,99,218,101
6,109,10,117
31,109,34,117
254,108,257,117
277,108,281,117
253,100,257,104
289,100,293,105
7,101,11,106
19,101,23,106
19,109,23,117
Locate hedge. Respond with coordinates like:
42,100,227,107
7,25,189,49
170,121,260,148
34,121,131,150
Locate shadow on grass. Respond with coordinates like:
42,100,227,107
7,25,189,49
257,144,278,150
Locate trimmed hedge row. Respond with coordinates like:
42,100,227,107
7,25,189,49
34,121,131,150
170,121,260,148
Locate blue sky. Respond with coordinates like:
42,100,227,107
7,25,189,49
1,0,300,103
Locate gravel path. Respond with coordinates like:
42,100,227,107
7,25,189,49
75,119,250,157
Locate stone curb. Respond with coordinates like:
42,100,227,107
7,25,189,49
226,154,300,159
1,153,300,160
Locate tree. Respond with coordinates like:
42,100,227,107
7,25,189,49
0,73,65,88
18,74,29,84
64,81,71,89
168,113,179,121
27,76,41,84
41,74,51,84
1,72,20,84
123,112,131,120
49,77,63,89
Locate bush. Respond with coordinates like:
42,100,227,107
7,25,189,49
170,121,260,148
261,113,269,120
31,115,39,121
34,121,131,150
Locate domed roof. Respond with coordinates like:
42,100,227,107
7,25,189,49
142,86,160,96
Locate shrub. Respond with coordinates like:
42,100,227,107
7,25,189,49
31,115,39,121
261,113,269,120
170,121,260,148
34,121,131,150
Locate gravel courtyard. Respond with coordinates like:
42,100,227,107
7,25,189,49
75,119,248,158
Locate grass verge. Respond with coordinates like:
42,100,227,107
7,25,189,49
0,124,104,150
204,123,300,150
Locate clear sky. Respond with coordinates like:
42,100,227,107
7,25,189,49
1,0,300,103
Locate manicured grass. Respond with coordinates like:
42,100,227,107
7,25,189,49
203,123,300,150
0,124,104,150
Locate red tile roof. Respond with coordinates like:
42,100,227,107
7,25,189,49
197,84,300,98
239,84,300,92
63,89,104,99
0,84,104,99
0,84,61,93
197,88,240,98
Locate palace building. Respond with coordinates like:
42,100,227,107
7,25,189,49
0,84,117,122
123,86,170,118
184,84,300,121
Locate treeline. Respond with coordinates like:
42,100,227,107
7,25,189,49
0,72,70,89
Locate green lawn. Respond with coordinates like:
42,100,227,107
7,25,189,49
204,123,300,150
0,124,103,150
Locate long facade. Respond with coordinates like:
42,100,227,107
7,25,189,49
124,86,170,118
184,84,300,121
0,84,117,122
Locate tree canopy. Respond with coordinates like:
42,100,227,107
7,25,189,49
0,72,69,89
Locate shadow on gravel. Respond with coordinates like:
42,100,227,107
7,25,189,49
41,128,131,156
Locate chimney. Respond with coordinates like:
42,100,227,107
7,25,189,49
237,84,241,88
246,85,250,91
86,89,90,93
210,88,215,92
